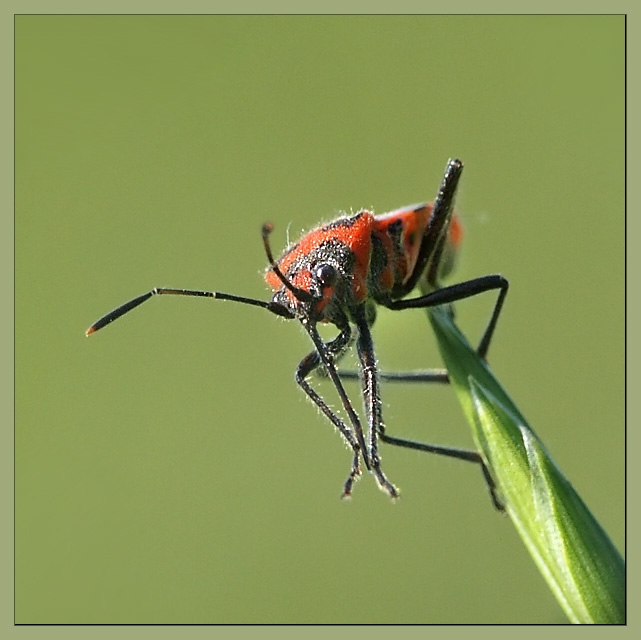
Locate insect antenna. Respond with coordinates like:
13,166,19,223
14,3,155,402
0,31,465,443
262,223,315,303
85,286,286,336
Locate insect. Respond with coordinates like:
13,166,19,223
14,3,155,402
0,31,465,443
86,158,508,508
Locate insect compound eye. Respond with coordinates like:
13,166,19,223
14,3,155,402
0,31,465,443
315,263,338,289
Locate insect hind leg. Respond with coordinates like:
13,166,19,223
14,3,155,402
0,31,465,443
378,431,504,511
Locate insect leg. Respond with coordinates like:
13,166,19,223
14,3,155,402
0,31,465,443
388,273,509,361
335,368,450,384
353,309,400,498
340,274,507,384
399,158,463,296
378,430,504,511
295,322,368,498
363,278,508,509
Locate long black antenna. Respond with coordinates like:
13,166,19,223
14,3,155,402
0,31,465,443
261,223,315,303
85,287,277,336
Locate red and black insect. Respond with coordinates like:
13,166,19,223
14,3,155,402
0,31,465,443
86,159,508,508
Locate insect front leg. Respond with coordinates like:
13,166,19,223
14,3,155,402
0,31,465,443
295,325,365,498
353,309,400,499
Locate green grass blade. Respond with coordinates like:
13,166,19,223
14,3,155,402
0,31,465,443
427,306,625,624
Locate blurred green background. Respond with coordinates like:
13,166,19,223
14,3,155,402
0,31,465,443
16,15,624,623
